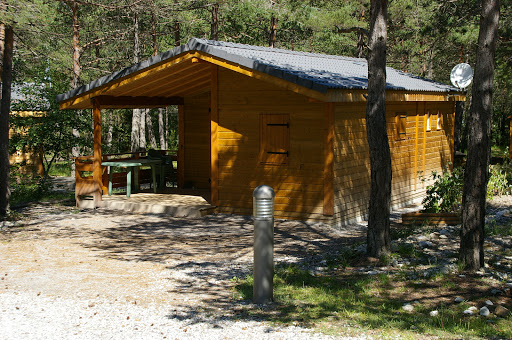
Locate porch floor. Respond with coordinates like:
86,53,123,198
79,188,215,218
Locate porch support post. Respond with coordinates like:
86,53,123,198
92,97,103,207
210,64,219,206
177,104,185,188
323,102,334,216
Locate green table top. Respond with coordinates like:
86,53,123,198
101,159,161,167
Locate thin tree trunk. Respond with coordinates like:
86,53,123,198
210,2,218,40
165,108,169,149
269,16,277,48
174,0,180,47
460,0,500,272
70,1,81,176
131,108,141,152
139,108,146,150
150,0,158,56
454,100,465,152
146,110,157,149
106,109,113,149
131,10,142,152
158,108,166,149
366,0,391,258
0,25,13,216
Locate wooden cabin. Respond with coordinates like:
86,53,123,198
57,38,463,226
10,84,45,176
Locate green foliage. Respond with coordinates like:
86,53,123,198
422,163,512,213
9,75,91,178
487,163,512,198
422,167,464,213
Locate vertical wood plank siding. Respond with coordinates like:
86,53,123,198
183,93,211,189
216,68,328,221
333,101,455,226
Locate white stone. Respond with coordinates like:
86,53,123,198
402,304,414,312
463,309,474,315
429,310,439,317
480,306,490,317
485,300,494,306
468,306,478,312
455,297,464,303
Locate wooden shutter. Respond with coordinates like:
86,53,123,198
259,114,290,165
396,113,407,140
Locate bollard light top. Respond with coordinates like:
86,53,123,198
253,185,275,199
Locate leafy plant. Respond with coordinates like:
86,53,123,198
422,167,464,213
487,163,511,198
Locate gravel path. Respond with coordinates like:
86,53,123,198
0,204,368,340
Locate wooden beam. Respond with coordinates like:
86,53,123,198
323,102,334,216
94,95,184,108
210,64,219,206
92,98,103,207
177,105,185,188
414,103,419,190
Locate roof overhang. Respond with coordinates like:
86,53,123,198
57,38,465,110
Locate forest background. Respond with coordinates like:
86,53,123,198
3,0,512,177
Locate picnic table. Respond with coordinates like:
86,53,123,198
101,158,162,198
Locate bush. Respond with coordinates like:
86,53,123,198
422,163,512,213
422,167,464,213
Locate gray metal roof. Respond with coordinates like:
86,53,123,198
57,38,458,102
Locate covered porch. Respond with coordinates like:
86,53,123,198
58,50,221,214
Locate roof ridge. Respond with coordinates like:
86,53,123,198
191,38,365,63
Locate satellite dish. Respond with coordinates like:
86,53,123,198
450,63,473,89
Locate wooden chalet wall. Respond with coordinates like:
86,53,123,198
9,111,43,176
333,101,455,225
183,93,211,189
216,68,329,221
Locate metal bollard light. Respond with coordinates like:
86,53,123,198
252,185,275,304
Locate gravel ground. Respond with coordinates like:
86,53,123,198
0,203,369,340
2,191,510,340
2,290,366,340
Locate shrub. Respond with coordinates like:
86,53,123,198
422,167,464,213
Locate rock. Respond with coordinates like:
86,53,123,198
416,235,429,242
439,235,448,239
491,288,503,296
480,306,490,317
485,300,493,306
430,232,440,239
495,305,510,317
402,304,414,312
468,306,478,312
463,309,474,315
506,282,512,289
419,241,434,248
429,310,439,317
455,297,464,303
439,229,451,235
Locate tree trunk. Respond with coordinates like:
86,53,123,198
454,100,465,152
0,25,13,216
210,2,219,40
106,109,113,149
366,0,391,258
131,108,141,152
146,110,157,149
460,0,500,272
269,16,277,48
158,108,166,149
131,10,142,152
173,0,180,47
139,108,146,150
70,1,81,176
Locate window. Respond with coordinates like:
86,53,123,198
426,111,431,131
396,113,407,140
259,113,289,165
436,111,443,130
